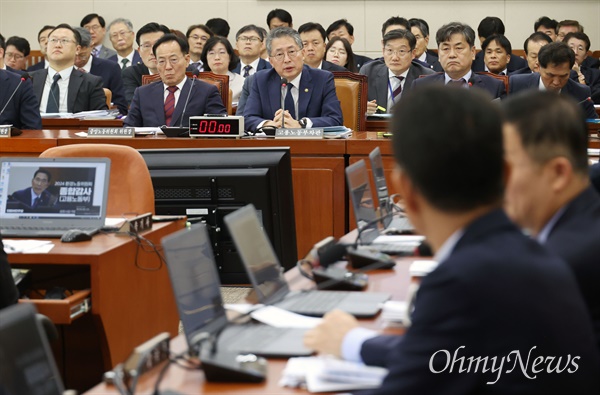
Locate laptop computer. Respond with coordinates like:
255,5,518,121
161,224,311,358
223,204,391,318
0,157,110,237
0,303,65,395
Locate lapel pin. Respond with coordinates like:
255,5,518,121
304,88,309,92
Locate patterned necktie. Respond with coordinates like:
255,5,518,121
192,61,202,72
32,196,40,208
46,73,61,113
91,47,99,57
447,78,466,86
243,65,252,78
121,58,129,69
392,76,404,100
164,86,178,126
284,83,296,120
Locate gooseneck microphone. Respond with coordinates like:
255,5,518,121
577,96,592,105
280,77,288,128
179,75,197,128
0,73,30,116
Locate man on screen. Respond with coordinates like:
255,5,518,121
8,169,57,209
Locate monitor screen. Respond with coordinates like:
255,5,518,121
346,159,380,244
141,147,297,284
368,147,392,228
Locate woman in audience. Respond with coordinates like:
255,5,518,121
325,37,357,72
201,36,244,102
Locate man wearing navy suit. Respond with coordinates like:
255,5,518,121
412,22,505,100
472,17,527,73
107,18,142,70
0,69,42,130
298,23,346,72
233,24,271,77
503,90,600,354
243,27,342,132
125,34,226,127
509,42,597,119
304,86,600,394
9,169,57,209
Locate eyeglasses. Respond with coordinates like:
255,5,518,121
85,24,102,32
5,52,25,61
384,48,411,57
207,50,228,58
156,56,184,67
328,47,347,56
48,38,76,46
270,49,301,62
190,34,209,42
237,36,262,43
140,42,157,51
110,30,132,39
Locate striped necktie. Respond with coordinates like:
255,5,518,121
392,76,404,100
164,86,178,126
243,65,252,78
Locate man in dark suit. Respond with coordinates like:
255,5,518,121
510,32,552,75
591,162,600,194
299,23,346,72
122,22,170,104
30,24,107,114
26,25,55,72
0,34,25,76
409,18,439,70
304,85,600,394
412,22,506,100
80,13,116,59
0,69,42,130
8,169,57,209
233,24,271,77
509,42,597,119
243,27,343,132
503,90,600,353
360,29,434,114
125,34,226,127
326,19,372,70
565,32,600,103
107,18,142,69
472,17,527,73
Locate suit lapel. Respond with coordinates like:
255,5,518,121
31,69,48,103
0,71,9,108
68,69,83,112
376,64,389,108
298,67,313,119
170,78,191,126
268,71,282,116
149,82,167,126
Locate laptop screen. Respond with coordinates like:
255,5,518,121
368,147,392,228
345,160,380,244
161,224,228,353
223,204,289,305
0,158,110,221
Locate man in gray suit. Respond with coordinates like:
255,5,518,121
80,13,117,59
30,24,107,114
360,29,434,114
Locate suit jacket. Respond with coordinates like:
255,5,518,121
360,209,600,394
591,162,600,195
0,234,19,309
353,54,373,71
472,50,528,73
236,74,254,116
89,57,128,114
124,77,226,127
571,66,600,104
412,72,506,100
582,56,600,70
0,69,42,129
243,65,343,131
232,58,271,75
26,60,46,72
108,50,142,67
509,66,532,76
321,60,346,72
360,60,435,113
509,73,597,118
30,68,108,113
9,187,56,208
96,45,117,60
122,63,149,104
414,51,440,70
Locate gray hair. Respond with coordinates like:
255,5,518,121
436,22,475,47
108,18,134,32
75,27,92,47
266,27,303,56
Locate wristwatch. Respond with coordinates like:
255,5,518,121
299,117,308,128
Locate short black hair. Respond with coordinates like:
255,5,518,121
236,24,265,41
34,169,51,182
503,90,589,175
409,18,429,38
80,13,105,28
481,34,512,54
477,16,505,39
5,36,30,57
381,16,409,38
186,24,213,39
267,9,293,27
523,32,552,55
534,16,558,33
152,33,189,56
201,36,239,72
298,22,327,42
392,85,504,212
0,34,5,50
326,19,354,38
564,31,591,52
383,29,416,50
136,22,170,46
49,24,82,46
538,41,575,69
206,18,230,38
436,22,476,47
37,25,55,41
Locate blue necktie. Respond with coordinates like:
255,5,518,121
285,83,296,120
46,73,61,113
243,65,252,78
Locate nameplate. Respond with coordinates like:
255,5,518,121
0,126,11,138
275,127,324,139
87,127,135,138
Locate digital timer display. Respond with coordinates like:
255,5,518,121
189,116,244,138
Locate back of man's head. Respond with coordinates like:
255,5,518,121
538,41,575,69
206,18,230,38
266,9,293,28
136,22,170,46
524,32,552,54
436,22,476,47
503,90,589,176
0,33,5,51
392,86,504,212
477,16,505,39
74,27,92,48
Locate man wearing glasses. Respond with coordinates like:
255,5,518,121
4,36,30,71
125,34,226,127
30,24,107,114
186,24,213,72
233,24,271,77
80,13,116,59
243,27,343,132
360,29,434,115
107,18,141,69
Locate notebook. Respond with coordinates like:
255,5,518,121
0,157,110,237
0,303,65,395
161,224,311,358
224,204,391,318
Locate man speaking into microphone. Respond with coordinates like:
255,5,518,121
125,34,226,127
243,27,343,132
0,69,42,130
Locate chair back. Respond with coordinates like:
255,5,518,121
39,144,155,216
332,71,367,131
26,50,44,69
198,72,231,113
103,88,112,108
476,71,509,94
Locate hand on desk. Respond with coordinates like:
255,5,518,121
303,309,358,358
264,109,302,128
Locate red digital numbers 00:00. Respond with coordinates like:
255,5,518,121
198,120,230,134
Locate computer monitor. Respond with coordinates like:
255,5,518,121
140,147,297,284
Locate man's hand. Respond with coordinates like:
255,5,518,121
366,100,378,115
303,309,359,358
264,109,302,128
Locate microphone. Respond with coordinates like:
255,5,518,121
280,77,288,128
577,96,592,105
161,75,196,137
178,75,197,128
0,73,30,116
467,75,474,87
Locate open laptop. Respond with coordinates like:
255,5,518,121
0,157,110,237
224,204,391,318
0,303,65,395
161,224,311,358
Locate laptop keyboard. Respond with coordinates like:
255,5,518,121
224,325,290,351
360,243,416,256
387,216,413,233
282,291,348,315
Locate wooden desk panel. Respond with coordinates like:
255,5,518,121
42,118,123,130
0,130,58,157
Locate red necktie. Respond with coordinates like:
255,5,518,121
164,86,178,126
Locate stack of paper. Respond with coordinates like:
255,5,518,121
3,240,54,254
72,110,119,119
380,300,409,326
323,126,353,139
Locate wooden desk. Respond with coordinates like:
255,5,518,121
85,258,414,394
365,118,389,132
42,118,124,130
8,220,185,391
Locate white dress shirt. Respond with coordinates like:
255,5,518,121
40,66,74,113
